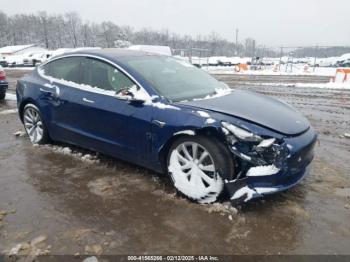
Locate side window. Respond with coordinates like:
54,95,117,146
82,58,135,92
42,57,83,83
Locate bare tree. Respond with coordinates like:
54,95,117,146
0,11,293,57
65,12,81,48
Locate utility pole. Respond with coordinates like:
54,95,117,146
235,27,239,55
279,46,283,71
313,44,318,72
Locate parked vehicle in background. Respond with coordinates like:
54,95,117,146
0,65,8,100
23,51,53,66
335,59,350,68
0,56,7,67
335,53,350,67
16,49,317,204
249,57,264,70
5,55,25,67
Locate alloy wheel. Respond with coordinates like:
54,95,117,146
168,141,223,203
23,106,44,144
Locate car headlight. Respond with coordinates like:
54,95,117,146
222,121,262,142
222,121,289,167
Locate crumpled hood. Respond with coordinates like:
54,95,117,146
181,90,310,136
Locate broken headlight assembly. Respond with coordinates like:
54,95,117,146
221,121,289,169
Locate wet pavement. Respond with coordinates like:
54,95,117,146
0,70,350,256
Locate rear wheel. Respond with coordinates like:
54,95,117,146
167,135,234,203
23,104,49,144
0,93,5,100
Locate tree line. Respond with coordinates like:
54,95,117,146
0,11,349,58
0,11,270,56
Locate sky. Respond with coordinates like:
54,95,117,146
1,0,349,47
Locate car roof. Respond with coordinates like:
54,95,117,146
65,48,165,62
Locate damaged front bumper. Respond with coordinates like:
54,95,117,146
221,123,317,204
226,163,312,204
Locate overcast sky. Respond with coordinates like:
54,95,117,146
1,0,349,47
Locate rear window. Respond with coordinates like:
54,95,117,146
42,57,83,83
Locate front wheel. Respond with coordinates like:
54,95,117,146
167,136,234,203
23,104,49,144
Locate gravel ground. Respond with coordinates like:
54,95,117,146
0,69,349,257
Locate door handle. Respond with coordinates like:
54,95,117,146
40,88,57,96
40,82,60,96
40,88,54,93
152,119,166,128
82,97,95,104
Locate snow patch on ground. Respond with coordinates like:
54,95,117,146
230,186,256,202
87,177,121,199
5,93,17,101
239,81,350,90
83,256,99,262
4,67,34,71
205,202,238,216
0,109,18,115
206,66,336,77
13,130,26,137
7,235,50,257
42,145,99,164
246,165,280,177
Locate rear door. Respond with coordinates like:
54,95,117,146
38,56,84,138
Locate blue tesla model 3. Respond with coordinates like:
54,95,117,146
16,49,317,204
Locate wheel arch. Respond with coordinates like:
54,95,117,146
158,126,229,173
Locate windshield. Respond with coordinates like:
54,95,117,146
120,56,227,101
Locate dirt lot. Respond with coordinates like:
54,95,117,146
0,69,350,257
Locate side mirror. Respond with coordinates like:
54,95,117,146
128,96,146,104
115,88,146,104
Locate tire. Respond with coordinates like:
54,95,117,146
22,104,50,144
167,135,235,203
0,93,5,100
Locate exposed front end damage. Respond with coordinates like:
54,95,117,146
221,121,317,204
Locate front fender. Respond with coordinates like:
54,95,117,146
151,106,226,172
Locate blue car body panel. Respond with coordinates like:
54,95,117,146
16,49,317,201
181,90,310,135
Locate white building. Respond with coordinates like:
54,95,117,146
0,45,48,66
0,44,47,56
